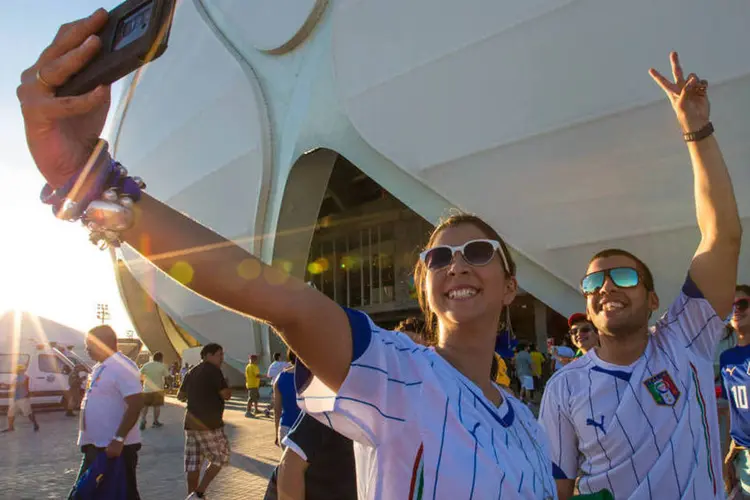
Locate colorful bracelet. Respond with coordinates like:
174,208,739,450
40,142,146,249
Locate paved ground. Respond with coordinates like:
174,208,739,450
0,395,280,499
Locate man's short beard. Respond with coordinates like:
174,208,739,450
593,305,650,339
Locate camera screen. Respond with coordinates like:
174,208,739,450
113,1,154,51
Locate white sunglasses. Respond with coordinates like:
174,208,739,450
419,239,509,274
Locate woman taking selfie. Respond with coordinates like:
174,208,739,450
17,12,555,489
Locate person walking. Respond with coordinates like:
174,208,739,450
2,364,40,433
514,343,535,404
70,325,144,499
139,351,170,429
273,350,300,447
245,354,264,417
177,343,232,499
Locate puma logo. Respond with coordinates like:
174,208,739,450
586,415,606,434
725,366,738,376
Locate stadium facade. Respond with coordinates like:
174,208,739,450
108,0,750,378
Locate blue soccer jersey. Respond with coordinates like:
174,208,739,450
720,344,750,447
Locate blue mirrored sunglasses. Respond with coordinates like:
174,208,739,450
580,267,641,295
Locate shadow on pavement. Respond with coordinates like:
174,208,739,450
229,450,276,479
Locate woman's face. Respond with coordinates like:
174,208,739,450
425,224,516,330
731,290,750,333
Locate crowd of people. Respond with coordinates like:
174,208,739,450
10,6,750,500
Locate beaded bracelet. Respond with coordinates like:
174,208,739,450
40,142,146,249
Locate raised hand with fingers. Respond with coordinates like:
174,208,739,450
17,8,112,188
649,51,710,135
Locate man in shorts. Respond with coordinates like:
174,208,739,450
514,343,535,403
2,365,39,432
178,343,232,499
245,354,263,417
139,351,170,429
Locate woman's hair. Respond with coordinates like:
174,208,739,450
286,347,297,365
413,212,516,343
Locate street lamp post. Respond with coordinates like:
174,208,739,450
96,303,110,325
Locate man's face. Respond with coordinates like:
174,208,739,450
584,255,658,337
569,321,598,351
85,334,111,362
206,349,224,367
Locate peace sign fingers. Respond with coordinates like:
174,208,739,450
670,51,685,88
649,67,680,98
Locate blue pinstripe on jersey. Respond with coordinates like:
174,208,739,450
587,369,616,495
432,397,450,500
469,422,480,499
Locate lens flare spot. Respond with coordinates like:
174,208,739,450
307,258,329,275
308,262,322,275
169,261,194,285
279,260,293,273
237,259,261,281
340,255,357,270
264,264,289,286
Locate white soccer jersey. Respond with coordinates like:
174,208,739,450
539,276,725,499
296,308,557,499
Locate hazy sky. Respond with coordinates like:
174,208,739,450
0,2,136,336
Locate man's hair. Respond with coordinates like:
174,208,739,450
737,284,750,296
200,343,223,359
153,351,163,362
273,352,281,361
87,325,118,348
588,248,655,292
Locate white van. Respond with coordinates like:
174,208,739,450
0,345,76,410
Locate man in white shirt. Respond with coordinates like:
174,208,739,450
267,352,290,382
69,325,144,500
539,53,742,500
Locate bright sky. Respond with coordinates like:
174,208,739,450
0,2,136,337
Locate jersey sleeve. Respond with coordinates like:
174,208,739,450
538,375,579,480
654,274,725,360
296,308,425,447
116,359,144,398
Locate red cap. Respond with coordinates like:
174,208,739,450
568,313,588,328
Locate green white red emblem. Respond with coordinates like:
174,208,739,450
643,370,681,406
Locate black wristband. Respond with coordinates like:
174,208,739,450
683,121,714,142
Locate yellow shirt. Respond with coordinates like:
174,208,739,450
494,354,511,387
530,351,544,377
245,363,260,389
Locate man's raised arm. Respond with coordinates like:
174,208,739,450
650,52,742,319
